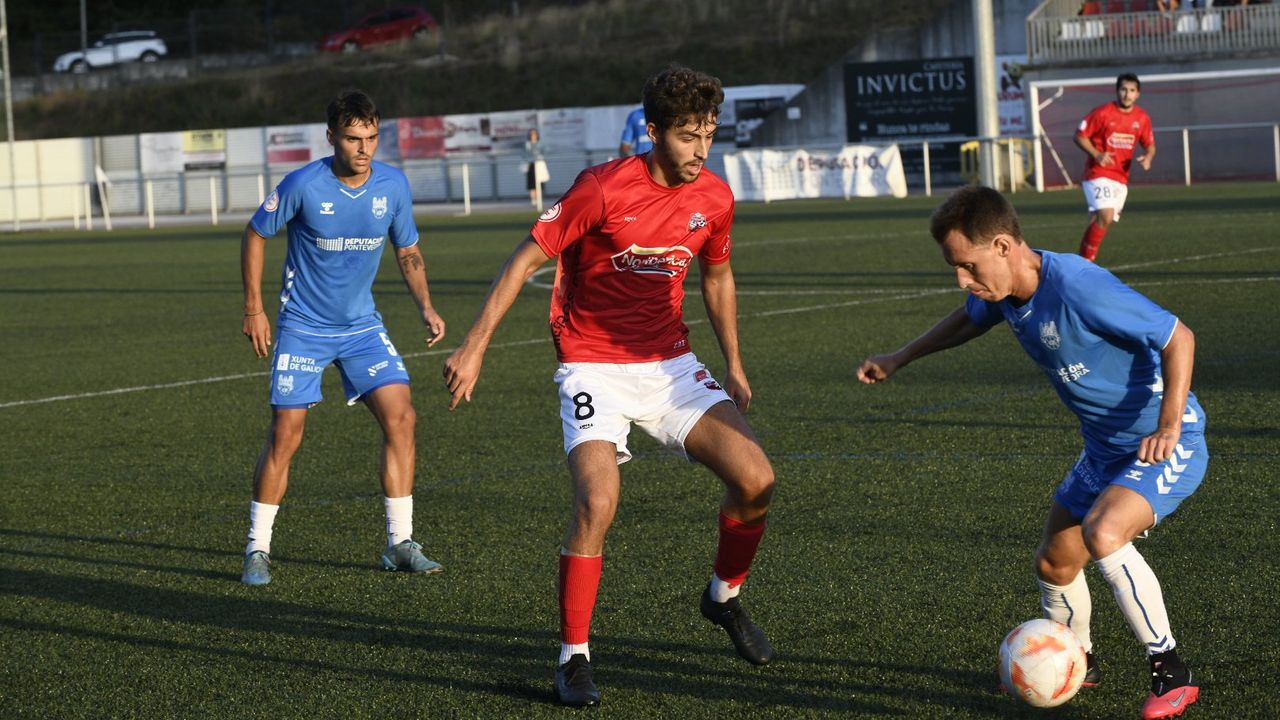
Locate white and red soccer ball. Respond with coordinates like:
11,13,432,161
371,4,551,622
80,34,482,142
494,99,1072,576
998,619,1088,708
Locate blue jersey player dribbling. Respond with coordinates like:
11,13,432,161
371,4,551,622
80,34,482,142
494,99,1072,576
856,187,1204,720
239,91,447,586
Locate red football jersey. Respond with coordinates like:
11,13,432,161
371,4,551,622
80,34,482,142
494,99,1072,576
1076,102,1154,184
530,155,734,363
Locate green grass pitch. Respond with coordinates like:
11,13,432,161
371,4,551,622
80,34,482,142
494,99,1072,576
1,182,1277,718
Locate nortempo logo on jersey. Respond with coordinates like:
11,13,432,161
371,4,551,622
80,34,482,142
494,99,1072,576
1108,133,1136,150
610,244,693,277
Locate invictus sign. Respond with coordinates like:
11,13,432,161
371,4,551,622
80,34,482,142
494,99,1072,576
844,58,977,142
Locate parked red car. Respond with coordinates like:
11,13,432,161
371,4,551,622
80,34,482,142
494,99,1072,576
319,6,437,52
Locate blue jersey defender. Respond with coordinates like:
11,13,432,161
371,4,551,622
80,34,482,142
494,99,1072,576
250,157,419,407
856,187,1205,718
239,92,447,587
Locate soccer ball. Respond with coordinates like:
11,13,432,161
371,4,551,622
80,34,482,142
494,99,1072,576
998,619,1087,708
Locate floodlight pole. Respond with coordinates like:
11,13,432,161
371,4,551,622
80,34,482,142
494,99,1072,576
1,0,18,231
973,0,1000,190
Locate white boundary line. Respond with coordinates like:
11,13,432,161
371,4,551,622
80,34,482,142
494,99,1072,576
3,248,1276,410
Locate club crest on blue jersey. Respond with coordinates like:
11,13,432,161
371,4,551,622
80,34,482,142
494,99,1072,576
1039,320,1062,349
277,374,294,396
371,196,388,219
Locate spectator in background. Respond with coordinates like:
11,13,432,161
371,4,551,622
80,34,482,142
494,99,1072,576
618,106,652,157
525,128,549,207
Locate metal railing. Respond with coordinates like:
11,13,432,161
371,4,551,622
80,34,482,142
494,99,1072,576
2,125,1277,231
1028,3,1280,64
1032,121,1280,191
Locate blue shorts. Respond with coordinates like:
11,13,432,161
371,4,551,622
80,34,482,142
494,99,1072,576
1054,432,1208,525
269,324,410,409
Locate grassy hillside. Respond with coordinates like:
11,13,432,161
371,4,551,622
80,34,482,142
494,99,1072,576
15,0,950,139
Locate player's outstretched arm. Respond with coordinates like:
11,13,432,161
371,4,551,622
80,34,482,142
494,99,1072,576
1139,320,1195,464
395,244,446,347
700,258,751,411
240,223,272,359
855,306,989,385
443,236,551,410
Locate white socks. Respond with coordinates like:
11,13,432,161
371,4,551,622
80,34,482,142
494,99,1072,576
709,573,741,603
385,495,414,548
559,642,590,665
1095,542,1176,655
1039,570,1093,653
245,500,279,555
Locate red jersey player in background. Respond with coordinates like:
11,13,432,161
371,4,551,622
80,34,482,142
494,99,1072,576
1074,73,1156,262
443,66,776,707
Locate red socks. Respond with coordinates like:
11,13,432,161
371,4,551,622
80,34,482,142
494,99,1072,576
558,513,765,644
1079,223,1107,262
559,553,603,644
713,512,767,588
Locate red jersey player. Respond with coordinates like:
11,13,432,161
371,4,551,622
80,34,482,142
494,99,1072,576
1074,73,1156,262
443,66,775,707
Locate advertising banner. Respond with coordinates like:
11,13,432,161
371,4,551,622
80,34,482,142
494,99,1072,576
444,113,491,154
183,129,227,170
266,125,314,165
997,54,1029,136
139,132,184,174
844,58,976,141
537,108,586,152
398,116,446,159
489,110,538,152
722,145,908,203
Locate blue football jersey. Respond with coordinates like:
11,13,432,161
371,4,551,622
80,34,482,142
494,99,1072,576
619,107,653,154
251,157,418,333
965,250,1204,461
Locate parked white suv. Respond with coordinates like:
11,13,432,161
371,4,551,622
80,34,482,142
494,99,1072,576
53,31,167,73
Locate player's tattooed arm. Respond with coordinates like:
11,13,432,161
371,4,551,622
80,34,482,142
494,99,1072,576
398,246,425,273
395,244,446,347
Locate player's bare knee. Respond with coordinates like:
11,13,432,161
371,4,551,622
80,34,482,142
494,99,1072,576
576,491,618,526
728,462,775,509
1080,520,1127,560
1034,551,1080,585
268,419,305,455
382,404,416,442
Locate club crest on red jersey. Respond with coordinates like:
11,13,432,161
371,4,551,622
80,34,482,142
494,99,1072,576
610,244,693,277
688,212,707,231
538,202,562,223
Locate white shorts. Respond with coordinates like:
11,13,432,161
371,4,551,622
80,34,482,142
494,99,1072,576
1082,177,1129,220
554,352,733,465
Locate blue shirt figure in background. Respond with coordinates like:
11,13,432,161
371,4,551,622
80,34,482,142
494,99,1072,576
618,106,652,157
238,90,448,586
855,186,1204,720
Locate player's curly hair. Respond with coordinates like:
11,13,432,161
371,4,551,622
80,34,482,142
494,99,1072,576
930,186,1024,246
642,66,724,132
327,90,380,131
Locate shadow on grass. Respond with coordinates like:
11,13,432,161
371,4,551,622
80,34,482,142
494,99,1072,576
0,537,1081,715
0,527,371,574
